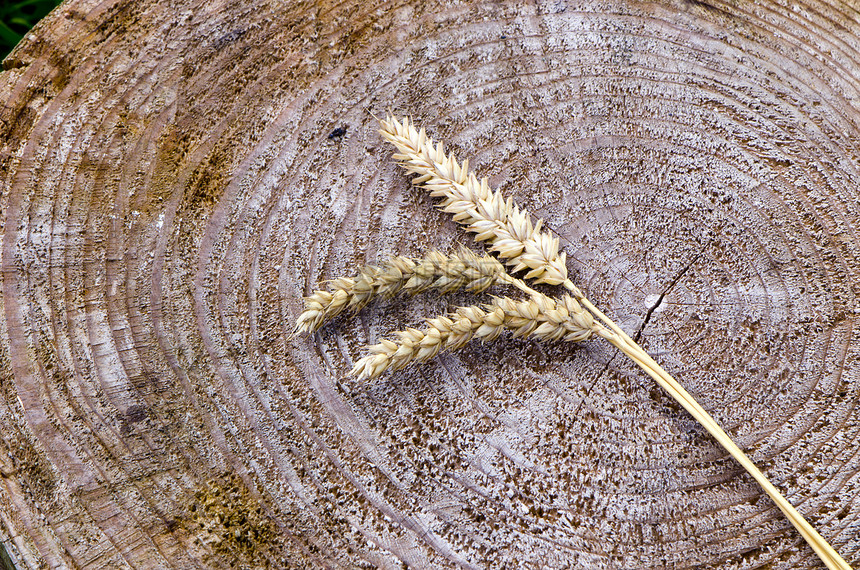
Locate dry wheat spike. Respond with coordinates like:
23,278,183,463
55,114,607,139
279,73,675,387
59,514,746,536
372,115,851,570
351,292,601,380
379,115,577,292
295,248,530,334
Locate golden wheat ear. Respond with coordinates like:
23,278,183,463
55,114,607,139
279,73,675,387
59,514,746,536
350,291,602,380
378,115,577,291
295,248,521,334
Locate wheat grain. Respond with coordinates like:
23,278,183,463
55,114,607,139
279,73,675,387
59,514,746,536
294,247,517,333
351,292,601,380
379,115,577,291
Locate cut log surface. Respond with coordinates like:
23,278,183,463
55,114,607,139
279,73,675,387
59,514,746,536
1,0,859,568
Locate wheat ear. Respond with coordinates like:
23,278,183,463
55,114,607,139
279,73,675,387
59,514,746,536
378,115,578,291
378,115,851,570
295,247,528,333
351,292,601,380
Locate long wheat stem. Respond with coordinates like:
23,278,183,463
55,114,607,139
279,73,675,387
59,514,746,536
561,278,850,568
597,327,851,570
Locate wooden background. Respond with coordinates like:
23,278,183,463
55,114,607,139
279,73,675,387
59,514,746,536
1,0,858,567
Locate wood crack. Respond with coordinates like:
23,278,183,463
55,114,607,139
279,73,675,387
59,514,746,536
633,254,700,343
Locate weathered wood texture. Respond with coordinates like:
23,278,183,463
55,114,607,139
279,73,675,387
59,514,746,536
1,0,859,568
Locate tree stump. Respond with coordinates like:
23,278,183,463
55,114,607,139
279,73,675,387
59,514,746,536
1,0,858,568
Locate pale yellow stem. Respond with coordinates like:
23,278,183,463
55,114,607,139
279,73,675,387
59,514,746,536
576,281,851,569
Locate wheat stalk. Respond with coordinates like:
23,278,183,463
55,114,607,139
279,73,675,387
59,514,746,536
351,291,602,380
295,247,529,333
371,115,852,570
603,333,851,570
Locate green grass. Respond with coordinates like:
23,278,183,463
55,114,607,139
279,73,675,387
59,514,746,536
1,0,64,58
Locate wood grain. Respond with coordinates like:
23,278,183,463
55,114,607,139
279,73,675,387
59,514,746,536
1,0,859,567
